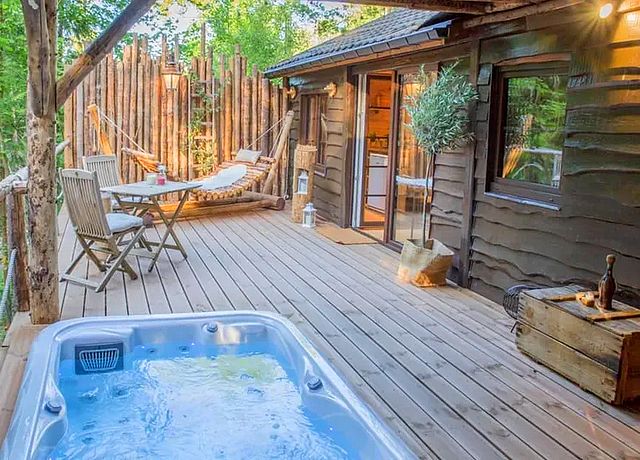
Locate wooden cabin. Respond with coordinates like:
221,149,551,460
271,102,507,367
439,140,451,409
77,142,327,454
265,3,640,305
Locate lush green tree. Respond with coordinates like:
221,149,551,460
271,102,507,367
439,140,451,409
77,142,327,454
182,0,323,71
316,5,387,40
0,0,148,171
0,0,29,171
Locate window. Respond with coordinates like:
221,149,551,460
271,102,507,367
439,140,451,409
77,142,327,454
300,93,329,173
489,63,569,204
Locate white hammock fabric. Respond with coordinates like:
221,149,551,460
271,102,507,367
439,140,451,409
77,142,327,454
191,164,247,191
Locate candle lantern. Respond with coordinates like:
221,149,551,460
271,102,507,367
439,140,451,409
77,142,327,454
162,57,181,91
297,171,309,195
292,145,317,223
302,203,317,228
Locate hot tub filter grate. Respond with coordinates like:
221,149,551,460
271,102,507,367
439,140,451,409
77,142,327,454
75,342,124,374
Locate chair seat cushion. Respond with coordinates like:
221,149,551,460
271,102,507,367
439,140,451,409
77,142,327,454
106,213,143,233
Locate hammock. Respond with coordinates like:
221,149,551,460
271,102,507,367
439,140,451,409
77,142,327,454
87,104,294,201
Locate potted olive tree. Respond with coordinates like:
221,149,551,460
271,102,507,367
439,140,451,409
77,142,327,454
398,64,477,287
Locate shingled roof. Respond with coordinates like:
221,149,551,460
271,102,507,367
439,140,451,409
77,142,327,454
265,9,453,77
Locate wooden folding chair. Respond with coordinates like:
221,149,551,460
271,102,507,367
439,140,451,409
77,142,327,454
82,155,151,215
60,169,145,292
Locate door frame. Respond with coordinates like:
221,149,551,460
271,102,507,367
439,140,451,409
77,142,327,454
350,63,439,249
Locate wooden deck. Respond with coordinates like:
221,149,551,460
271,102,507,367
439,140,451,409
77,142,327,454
55,208,640,459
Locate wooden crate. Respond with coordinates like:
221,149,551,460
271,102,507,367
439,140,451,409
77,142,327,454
516,285,640,405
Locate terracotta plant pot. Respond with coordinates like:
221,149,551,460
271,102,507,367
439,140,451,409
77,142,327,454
398,238,454,287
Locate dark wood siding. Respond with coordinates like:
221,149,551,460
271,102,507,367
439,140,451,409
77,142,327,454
430,152,466,277
465,10,640,305
289,69,347,223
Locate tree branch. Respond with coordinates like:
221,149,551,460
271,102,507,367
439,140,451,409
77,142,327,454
55,0,156,110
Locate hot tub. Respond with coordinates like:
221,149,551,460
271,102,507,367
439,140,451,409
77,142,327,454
1,312,416,459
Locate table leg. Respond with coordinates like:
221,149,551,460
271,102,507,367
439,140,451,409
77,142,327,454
146,190,191,272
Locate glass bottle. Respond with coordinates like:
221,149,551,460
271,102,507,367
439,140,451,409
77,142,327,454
598,254,617,310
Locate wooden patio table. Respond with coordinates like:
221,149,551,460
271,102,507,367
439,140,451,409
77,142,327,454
101,181,201,272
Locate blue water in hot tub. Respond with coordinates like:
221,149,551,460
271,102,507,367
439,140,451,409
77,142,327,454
49,340,355,460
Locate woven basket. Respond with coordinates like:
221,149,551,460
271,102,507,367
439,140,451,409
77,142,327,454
398,239,454,287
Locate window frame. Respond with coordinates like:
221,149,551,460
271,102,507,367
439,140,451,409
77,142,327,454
487,61,570,206
299,91,330,176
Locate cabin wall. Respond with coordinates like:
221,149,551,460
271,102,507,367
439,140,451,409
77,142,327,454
289,69,347,223
464,9,640,305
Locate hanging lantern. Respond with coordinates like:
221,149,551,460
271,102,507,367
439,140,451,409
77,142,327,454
296,170,309,195
302,203,317,228
162,57,181,91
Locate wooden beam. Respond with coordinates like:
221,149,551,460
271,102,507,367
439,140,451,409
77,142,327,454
7,190,30,313
463,0,583,27
55,0,156,109
459,39,480,288
324,0,491,13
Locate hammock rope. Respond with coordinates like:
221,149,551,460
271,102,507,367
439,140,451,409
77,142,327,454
92,104,287,159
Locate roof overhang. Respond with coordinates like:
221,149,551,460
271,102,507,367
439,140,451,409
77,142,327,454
265,19,451,78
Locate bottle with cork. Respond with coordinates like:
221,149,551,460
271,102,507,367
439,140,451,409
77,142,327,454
598,254,617,310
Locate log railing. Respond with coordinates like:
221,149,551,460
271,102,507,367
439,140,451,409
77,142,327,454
0,140,70,325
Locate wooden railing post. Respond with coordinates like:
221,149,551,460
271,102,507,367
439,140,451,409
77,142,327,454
6,186,29,312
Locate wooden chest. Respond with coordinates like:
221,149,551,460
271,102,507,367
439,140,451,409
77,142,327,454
516,285,640,405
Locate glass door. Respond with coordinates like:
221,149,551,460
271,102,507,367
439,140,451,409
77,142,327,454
391,68,437,244
362,75,392,229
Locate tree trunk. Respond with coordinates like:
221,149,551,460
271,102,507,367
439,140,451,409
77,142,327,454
22,0,59,324
26,111,59,324
421,153,435,248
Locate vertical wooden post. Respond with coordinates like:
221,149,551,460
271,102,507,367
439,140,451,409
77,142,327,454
459,39,481,288
63,89,74,167
21,0,59,324
122,45,132,179
251,65,259,147
218,55,226,162
232,45,241,154
340,68,356,228
224,69,233,161
242,76,251,149
6,190,29,312
150,62,160,157
115,60,124,169
291,145,316,223
128,35,139,182
171,38,180,180
260,78,270,154
107,53,117,154
280,79,289,196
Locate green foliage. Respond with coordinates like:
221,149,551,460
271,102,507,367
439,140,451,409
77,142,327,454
0,0,28,171
316,5,387,40
502,75,567,186
186,0,321,71
0,0,136,173
406,63,477,158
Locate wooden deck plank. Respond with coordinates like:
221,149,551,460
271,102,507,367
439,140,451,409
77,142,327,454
125,257,151,316
205,215,457,459
217,214,502,459
172,221,234,311
336,228,640,440
236,214,565,460
149,225,194,314
178,219,252,310
269,212,640,456
0,314,45,441
49,208,640,460
154,223,214,313
251,214,621,459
